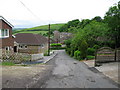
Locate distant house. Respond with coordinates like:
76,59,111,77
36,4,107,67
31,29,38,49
53,30,72,43
14,33,48,54
0,16,14,51
60,32,72,43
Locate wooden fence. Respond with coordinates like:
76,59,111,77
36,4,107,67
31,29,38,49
0,50,31,63
95,47,120,66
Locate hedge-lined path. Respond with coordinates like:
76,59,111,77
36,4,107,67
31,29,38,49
41,50,119,88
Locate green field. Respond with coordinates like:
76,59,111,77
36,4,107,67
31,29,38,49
13,23,64,35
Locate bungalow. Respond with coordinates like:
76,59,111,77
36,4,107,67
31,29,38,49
0,16,14,51
14,33,48,54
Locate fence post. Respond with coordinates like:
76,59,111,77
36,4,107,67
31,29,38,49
115,49,117,62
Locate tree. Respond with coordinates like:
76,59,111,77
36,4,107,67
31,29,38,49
91,16,102,22
104,1,120,48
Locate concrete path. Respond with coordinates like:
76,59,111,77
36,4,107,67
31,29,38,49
41,50,119,88
83,60,119,84
22,51,58,65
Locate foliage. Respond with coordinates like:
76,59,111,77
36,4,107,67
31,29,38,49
50,47,66,50
87,56,95,60
80,40,88,59
0,62,15,66
44,51,50,56
74,50,81,60
104,1,120,48
50,43,62,47
87,48,95,56
93,45,100,50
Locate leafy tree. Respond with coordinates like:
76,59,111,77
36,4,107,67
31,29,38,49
80,40,88,59
104,1,120,48
91,16,102,22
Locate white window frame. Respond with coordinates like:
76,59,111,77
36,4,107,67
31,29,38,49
0,29,9,38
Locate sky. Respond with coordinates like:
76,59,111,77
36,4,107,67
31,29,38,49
0,0,119,28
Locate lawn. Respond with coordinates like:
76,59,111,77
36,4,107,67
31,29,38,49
0,62,15,66
14,31,48,35
13,23,64,35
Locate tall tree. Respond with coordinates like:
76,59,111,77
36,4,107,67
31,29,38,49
104,1,120,48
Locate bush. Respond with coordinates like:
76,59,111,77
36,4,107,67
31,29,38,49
80,40,88,59
66,48,71,55
87,48,95,56
50,43,62,47
87,56,95,60
44,51,49,56
74,50,81,60
50,47,66,50
93,45,100,50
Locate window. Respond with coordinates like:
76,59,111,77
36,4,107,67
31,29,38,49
25,45,27,49
0,29,9,38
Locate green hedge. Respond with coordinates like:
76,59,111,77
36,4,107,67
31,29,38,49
87,48,95,56
50,43,62,47
87,56,95,60
50,47,66,50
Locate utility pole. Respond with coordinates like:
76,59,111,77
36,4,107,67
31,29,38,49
48,24,50,56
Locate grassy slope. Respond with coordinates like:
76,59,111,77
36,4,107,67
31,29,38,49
13,23,64,35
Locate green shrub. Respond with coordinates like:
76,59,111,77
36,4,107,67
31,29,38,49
74,50,81,60
93,45,100,50
50,43,62,47
87,56,95,60
66,48,71,55
87,48,95,56
80,40,88,59
44,51,49,56
50,47,66,50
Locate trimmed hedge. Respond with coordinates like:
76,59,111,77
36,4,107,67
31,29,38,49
87,55,95,60
87,48,95,56
50,47,66,50
50,43,62,47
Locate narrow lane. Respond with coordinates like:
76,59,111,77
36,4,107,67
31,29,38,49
42,50,118,88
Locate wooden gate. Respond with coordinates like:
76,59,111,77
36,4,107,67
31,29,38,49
95,47,115,64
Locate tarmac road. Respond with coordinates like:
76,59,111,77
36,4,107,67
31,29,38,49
41,50,119,88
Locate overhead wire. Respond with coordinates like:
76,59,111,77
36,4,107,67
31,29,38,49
18,0,41,20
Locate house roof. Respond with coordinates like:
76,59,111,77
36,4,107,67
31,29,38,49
0,16,14,28
15,33,48,45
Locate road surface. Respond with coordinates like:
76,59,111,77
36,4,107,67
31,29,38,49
41,50,119,88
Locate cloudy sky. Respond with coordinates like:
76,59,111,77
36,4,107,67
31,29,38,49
0,0,119,28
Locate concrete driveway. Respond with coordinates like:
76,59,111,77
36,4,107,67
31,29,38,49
83,60,119,84
2,64,53,88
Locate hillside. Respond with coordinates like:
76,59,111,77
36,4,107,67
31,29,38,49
13,23,65,35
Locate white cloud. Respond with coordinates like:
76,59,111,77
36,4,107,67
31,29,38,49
0,0,119,28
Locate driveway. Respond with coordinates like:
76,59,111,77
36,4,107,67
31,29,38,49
2,64,53,88
41,50,119,88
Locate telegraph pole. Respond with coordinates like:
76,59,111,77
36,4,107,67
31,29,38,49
48,24,50,56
